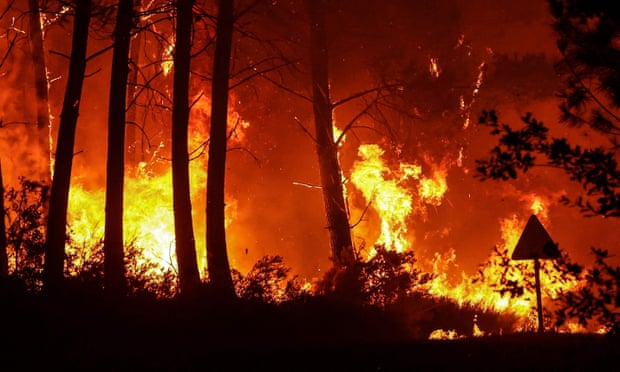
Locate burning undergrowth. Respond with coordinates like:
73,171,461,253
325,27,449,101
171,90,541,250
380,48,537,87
2,177,617,340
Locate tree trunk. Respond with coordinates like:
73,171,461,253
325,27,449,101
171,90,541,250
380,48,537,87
103,0,134,296
125,0,142,167
28,0,52,184
172,0,201,295
306,0,354,268
0,159,7,278
206,0,235,298
43,0,92,293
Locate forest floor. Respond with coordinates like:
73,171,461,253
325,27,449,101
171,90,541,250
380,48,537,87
0,285,618,371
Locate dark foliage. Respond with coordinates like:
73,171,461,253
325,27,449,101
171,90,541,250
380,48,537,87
3,177,48,289
548,0,620,134
477,110,620,217
65,238,177,299
233,255,305,303
317,244,433,307
554,247,620,332
359,245,433,306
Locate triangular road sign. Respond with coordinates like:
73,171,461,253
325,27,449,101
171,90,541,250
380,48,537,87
511,214,560,260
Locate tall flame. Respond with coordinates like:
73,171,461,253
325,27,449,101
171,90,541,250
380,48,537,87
67,94,249,278
349,143,449,256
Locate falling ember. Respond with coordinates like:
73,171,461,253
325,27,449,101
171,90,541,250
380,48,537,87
429,57,440,78
161,36,175,76
460,60,487,129
456,147,464,168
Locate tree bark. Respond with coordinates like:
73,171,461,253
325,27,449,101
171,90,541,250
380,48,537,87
43,0,92,293
103,0,134,296
28,0,52,184
125,0,142,167
306,0,354,268
0,159,7,278
172,0,201,295
206,0,235,297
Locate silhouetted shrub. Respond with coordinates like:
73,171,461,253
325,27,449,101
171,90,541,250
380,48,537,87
3,177,48,290
555,247,620,333
66,238,178,298
360,245,433,306
317,244,434,307
233,255,305,303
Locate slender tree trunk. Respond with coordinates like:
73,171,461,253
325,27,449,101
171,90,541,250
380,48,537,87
206,0,235,298
28,0,52,184
306,0,354,268
103,0,134,296
43,0,92,293
0,159,7,278
125,0,142,167
172,0,201,295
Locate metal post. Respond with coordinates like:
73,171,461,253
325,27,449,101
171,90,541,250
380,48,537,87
534,258,544,332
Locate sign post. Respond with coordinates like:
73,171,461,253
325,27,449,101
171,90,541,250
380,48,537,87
511,214,560,332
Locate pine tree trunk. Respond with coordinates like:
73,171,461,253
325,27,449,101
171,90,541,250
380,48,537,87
125,0,142,167
206,0,235,297
172,0,201,295
28,0,52,184
0,159,7,278
103,0,133,296
306,0,354,268
43,0,92,292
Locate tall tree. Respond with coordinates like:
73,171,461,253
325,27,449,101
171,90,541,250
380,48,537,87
103,0,134,296
43,0,92,292
205,0,235,297
125,0,142,167
172,0,201,295
306,0,354,268
28,0,52,184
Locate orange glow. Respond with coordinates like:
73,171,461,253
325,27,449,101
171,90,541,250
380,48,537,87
421,196,580,332
429,57,440,78
161,37,175,76
66,94,248,278
350,144,417,254
1,0,615,339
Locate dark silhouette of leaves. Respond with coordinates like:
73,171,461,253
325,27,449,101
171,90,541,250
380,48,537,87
477,110,620,217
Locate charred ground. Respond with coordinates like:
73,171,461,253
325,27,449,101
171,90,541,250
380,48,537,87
1,280,618,371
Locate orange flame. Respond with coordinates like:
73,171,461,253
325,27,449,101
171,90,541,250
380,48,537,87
349,144,449,256
67,94,249,278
